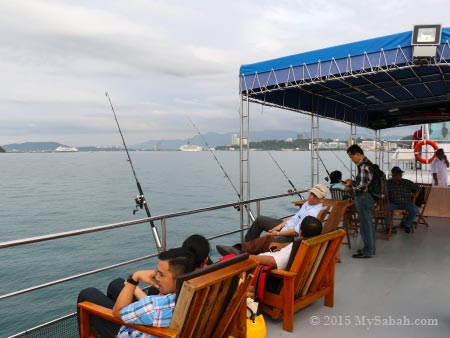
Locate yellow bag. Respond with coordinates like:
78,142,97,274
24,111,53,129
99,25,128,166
246,305,266,338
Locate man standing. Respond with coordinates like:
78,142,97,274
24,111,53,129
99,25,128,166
344,144,376,259
431,148,449,186
78,248,195,338
387,166,419,234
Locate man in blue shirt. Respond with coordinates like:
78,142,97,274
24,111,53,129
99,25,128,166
78,248,195,338
216,184,327,255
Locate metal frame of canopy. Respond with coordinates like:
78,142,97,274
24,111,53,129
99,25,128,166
237,27,450,230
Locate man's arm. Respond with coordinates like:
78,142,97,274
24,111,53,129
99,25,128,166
444,155,449,168
275,228,297,237
432,173,438,185
112,276,138,319
250,254,277,267
267,219,289,234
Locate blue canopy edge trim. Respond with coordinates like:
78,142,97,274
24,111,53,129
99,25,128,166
240,27,450,77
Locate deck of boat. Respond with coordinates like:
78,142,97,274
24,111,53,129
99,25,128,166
265,216,450,337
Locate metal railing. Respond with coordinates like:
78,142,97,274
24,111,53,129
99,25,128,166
2,190,306,337
1,190,306,301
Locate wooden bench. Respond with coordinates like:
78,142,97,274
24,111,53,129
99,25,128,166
258,229,346,332
78,254,258,338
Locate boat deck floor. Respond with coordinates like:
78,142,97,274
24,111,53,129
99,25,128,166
265,216,450,338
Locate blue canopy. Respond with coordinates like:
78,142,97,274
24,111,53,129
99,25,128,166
239,28,450,130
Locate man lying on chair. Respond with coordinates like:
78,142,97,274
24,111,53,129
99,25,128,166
216,184,327,256
251,216,323,269
77,248,195,338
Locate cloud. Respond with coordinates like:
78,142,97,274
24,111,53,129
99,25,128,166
0,0,448,146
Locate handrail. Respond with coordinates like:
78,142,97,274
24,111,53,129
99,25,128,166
0,190,306,249
0,190,306,301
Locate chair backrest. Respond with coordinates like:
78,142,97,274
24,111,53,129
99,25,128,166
416,183,432,207
373,182,389,217
288,229,345,298
316,203,332,222
170,255,258,338
78,255,258,338
175,253,249,298
321,199,352,233
329,187,353,200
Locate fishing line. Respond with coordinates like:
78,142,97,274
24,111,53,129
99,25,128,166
330,150,352,176
315,148,332,181
188,117,255,222
267,151,305,200
105,92,163,252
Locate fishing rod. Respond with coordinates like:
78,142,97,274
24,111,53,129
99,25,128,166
105,92,163,252
267,151,305,200
188,117,255,222
330,150,352,175
315,148,332,182
317,148,355,181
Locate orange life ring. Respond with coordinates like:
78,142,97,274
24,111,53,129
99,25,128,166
414,140,438,164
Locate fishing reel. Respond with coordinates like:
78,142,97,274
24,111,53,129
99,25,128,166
133,194,144,215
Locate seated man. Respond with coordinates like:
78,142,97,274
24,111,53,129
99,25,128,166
327,170,346,191
252,216,323,269
77,248,195,338
387,166,419,234
97,234,212,302
216,184,327,256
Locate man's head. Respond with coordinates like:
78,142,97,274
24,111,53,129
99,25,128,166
391,166,403,182
300,216,322,238
182,234,211,268
347,144,365,164
329,170,342,184
308,184,328,204
156,248,195,294
436,148,445,160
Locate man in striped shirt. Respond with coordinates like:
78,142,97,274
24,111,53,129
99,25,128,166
345,144,376,259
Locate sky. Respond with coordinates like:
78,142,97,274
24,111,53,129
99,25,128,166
0,0,448,147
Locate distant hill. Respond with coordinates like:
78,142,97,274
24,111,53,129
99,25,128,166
130,129,404,150
2,129,409,152
2,142,68,152
132,130,307,150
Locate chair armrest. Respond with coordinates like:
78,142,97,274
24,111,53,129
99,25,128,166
78,301,178,338
267,269,297,278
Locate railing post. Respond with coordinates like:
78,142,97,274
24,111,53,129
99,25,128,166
160,218,167,251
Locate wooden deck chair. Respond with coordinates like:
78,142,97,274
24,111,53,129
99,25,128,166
414,183,432,228
321,199,352,234
258,229,346,332
78,254,258,338
390,189,420,233
373,186,392,240
327,191,356,248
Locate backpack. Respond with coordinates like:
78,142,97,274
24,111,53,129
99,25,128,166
368,163,386,201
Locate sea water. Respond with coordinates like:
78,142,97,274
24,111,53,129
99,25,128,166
0,150,350,337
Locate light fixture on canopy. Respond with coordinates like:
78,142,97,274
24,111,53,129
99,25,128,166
412,24,442,62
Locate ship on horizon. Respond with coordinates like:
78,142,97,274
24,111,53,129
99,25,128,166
179,143,202,152
54,146,79,152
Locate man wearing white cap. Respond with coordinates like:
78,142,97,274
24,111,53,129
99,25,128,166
216,184,328,255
